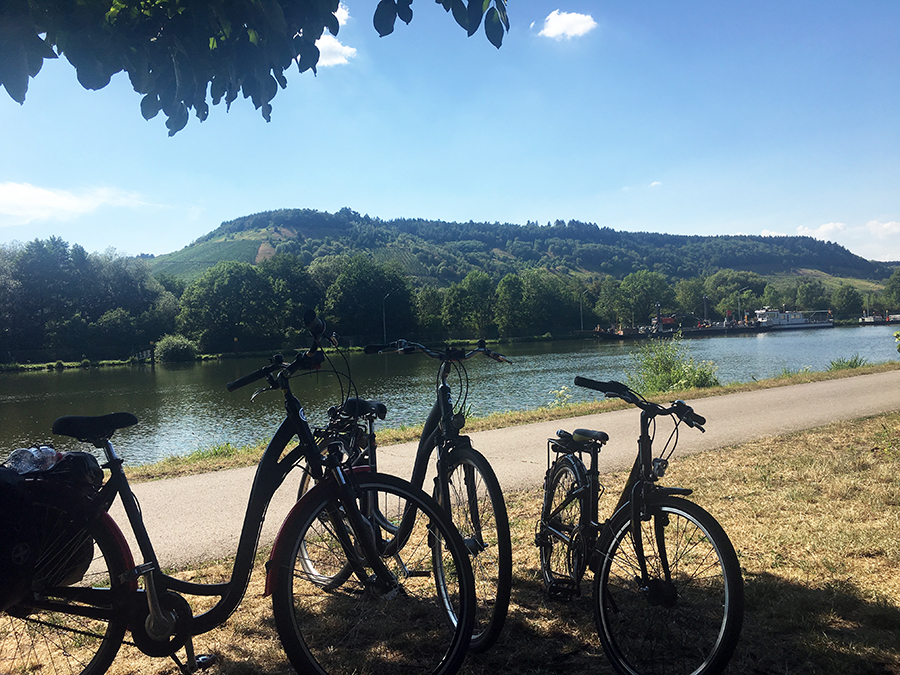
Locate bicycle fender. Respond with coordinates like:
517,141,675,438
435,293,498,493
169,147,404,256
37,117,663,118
98,510,139,592
263,467,371,597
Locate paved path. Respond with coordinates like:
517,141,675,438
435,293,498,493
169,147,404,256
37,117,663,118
110,370,900,568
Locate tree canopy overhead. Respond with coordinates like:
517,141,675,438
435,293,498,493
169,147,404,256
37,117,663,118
0,0,508,135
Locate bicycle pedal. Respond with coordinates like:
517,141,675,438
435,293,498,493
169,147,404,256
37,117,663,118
546,579,580,600
195,654,217,670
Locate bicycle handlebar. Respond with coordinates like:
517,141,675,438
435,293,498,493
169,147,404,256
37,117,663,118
364,339,511,364
226,310,329,392
573,376,706,431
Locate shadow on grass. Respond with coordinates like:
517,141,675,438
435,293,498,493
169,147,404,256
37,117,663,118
166,567,900,675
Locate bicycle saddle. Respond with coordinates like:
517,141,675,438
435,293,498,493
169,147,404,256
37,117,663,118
572,429,609,444
52,412,139,442
339,398,387,420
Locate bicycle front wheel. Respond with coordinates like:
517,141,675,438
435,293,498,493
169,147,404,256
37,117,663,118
271,473,475,675
593,497,744,675
0,491,130,675
434,445,511,653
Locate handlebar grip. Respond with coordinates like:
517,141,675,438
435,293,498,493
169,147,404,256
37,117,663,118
688,411,706,427
574,377,630,396
227,366,273,392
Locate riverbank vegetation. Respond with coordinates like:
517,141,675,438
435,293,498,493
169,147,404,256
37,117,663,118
2,227,899,364
107,408,900,675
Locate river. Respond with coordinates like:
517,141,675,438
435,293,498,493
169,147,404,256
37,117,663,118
1,325,897,465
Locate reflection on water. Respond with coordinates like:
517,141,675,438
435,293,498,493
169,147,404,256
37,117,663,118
1,326,896,465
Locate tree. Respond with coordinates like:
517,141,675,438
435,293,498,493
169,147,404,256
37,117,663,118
178,261,278,351
494,273,525,338
795,279,828,310
674,277,706,318
617,270,675,326
258,252,323,338
323,255,414,337
1,0,509,134
885,268,900,309
831,283,863,319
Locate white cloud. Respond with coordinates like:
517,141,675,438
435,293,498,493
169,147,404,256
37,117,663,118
760,229,788,237
865,219,900,239
316,35,357,66
649,181,661,188
538,10,597,40
0,182,144,227
315,4,356,67
796,221,847,239
795,220,900,261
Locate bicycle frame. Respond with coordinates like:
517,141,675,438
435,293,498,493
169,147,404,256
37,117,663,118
67,361,397,670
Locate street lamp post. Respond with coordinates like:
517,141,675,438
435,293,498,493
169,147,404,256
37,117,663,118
580,290,588,331
738,286,751,325
382,292,391,343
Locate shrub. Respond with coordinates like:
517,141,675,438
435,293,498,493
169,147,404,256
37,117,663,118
155,334,199,363
626,332,720,394
828,354,870,371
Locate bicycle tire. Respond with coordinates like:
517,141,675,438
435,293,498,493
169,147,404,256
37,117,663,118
0,492,130,675
593,496,744,675
538,454,589,596
432,445,511,653
271,472,476,675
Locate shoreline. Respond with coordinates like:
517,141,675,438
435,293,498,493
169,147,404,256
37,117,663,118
124,361,900,482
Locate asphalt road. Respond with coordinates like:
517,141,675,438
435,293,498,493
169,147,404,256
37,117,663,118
110,369,900,569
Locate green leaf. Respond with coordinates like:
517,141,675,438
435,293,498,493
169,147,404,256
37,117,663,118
451,0,468,31
324,12,340,36
467,0,484,36
495,0,510,30
397,0,413,25
165,102,188,136
484,6,503,48
140,93,161,120
373,0,397,37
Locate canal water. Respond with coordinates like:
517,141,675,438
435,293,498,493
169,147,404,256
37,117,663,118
1,325,897,465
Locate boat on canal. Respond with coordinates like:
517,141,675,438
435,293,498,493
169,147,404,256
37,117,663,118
753,307,833,330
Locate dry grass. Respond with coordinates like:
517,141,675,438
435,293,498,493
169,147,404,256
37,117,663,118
106,410,900,675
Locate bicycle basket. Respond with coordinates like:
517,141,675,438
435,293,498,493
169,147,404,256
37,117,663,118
37,451,104,495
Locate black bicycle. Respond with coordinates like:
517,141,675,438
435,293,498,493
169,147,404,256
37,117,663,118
348,339,513,653
535,377,744,675
0,314,476,675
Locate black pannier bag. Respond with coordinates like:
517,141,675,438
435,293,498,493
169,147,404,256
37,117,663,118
0,467,36,611
25,451,105,590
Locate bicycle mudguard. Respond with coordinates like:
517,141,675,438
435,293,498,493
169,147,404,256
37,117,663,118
263,467,371,597
98,510,139,592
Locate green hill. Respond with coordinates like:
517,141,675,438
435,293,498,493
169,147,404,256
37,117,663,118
147,207,897,284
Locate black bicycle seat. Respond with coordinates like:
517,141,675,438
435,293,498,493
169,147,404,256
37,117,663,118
52,413,139,442
340,398,387,420
572,429,609,444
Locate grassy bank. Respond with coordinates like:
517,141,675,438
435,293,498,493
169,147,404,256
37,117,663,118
126,361,900,482
107,409,900,675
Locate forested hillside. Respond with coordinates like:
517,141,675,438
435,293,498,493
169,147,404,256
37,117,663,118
147,207,894,283
4,212,899,364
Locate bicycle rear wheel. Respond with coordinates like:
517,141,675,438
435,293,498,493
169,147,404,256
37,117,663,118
593,497,744,675
0,490,130,675
537,453,588,598
433,445,511,653
271,472,475,675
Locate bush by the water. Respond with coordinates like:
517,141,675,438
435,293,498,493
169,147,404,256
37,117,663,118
626,332,720,394
155,334,199,363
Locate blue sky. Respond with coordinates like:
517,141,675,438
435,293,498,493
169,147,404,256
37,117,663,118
2,1,899,262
